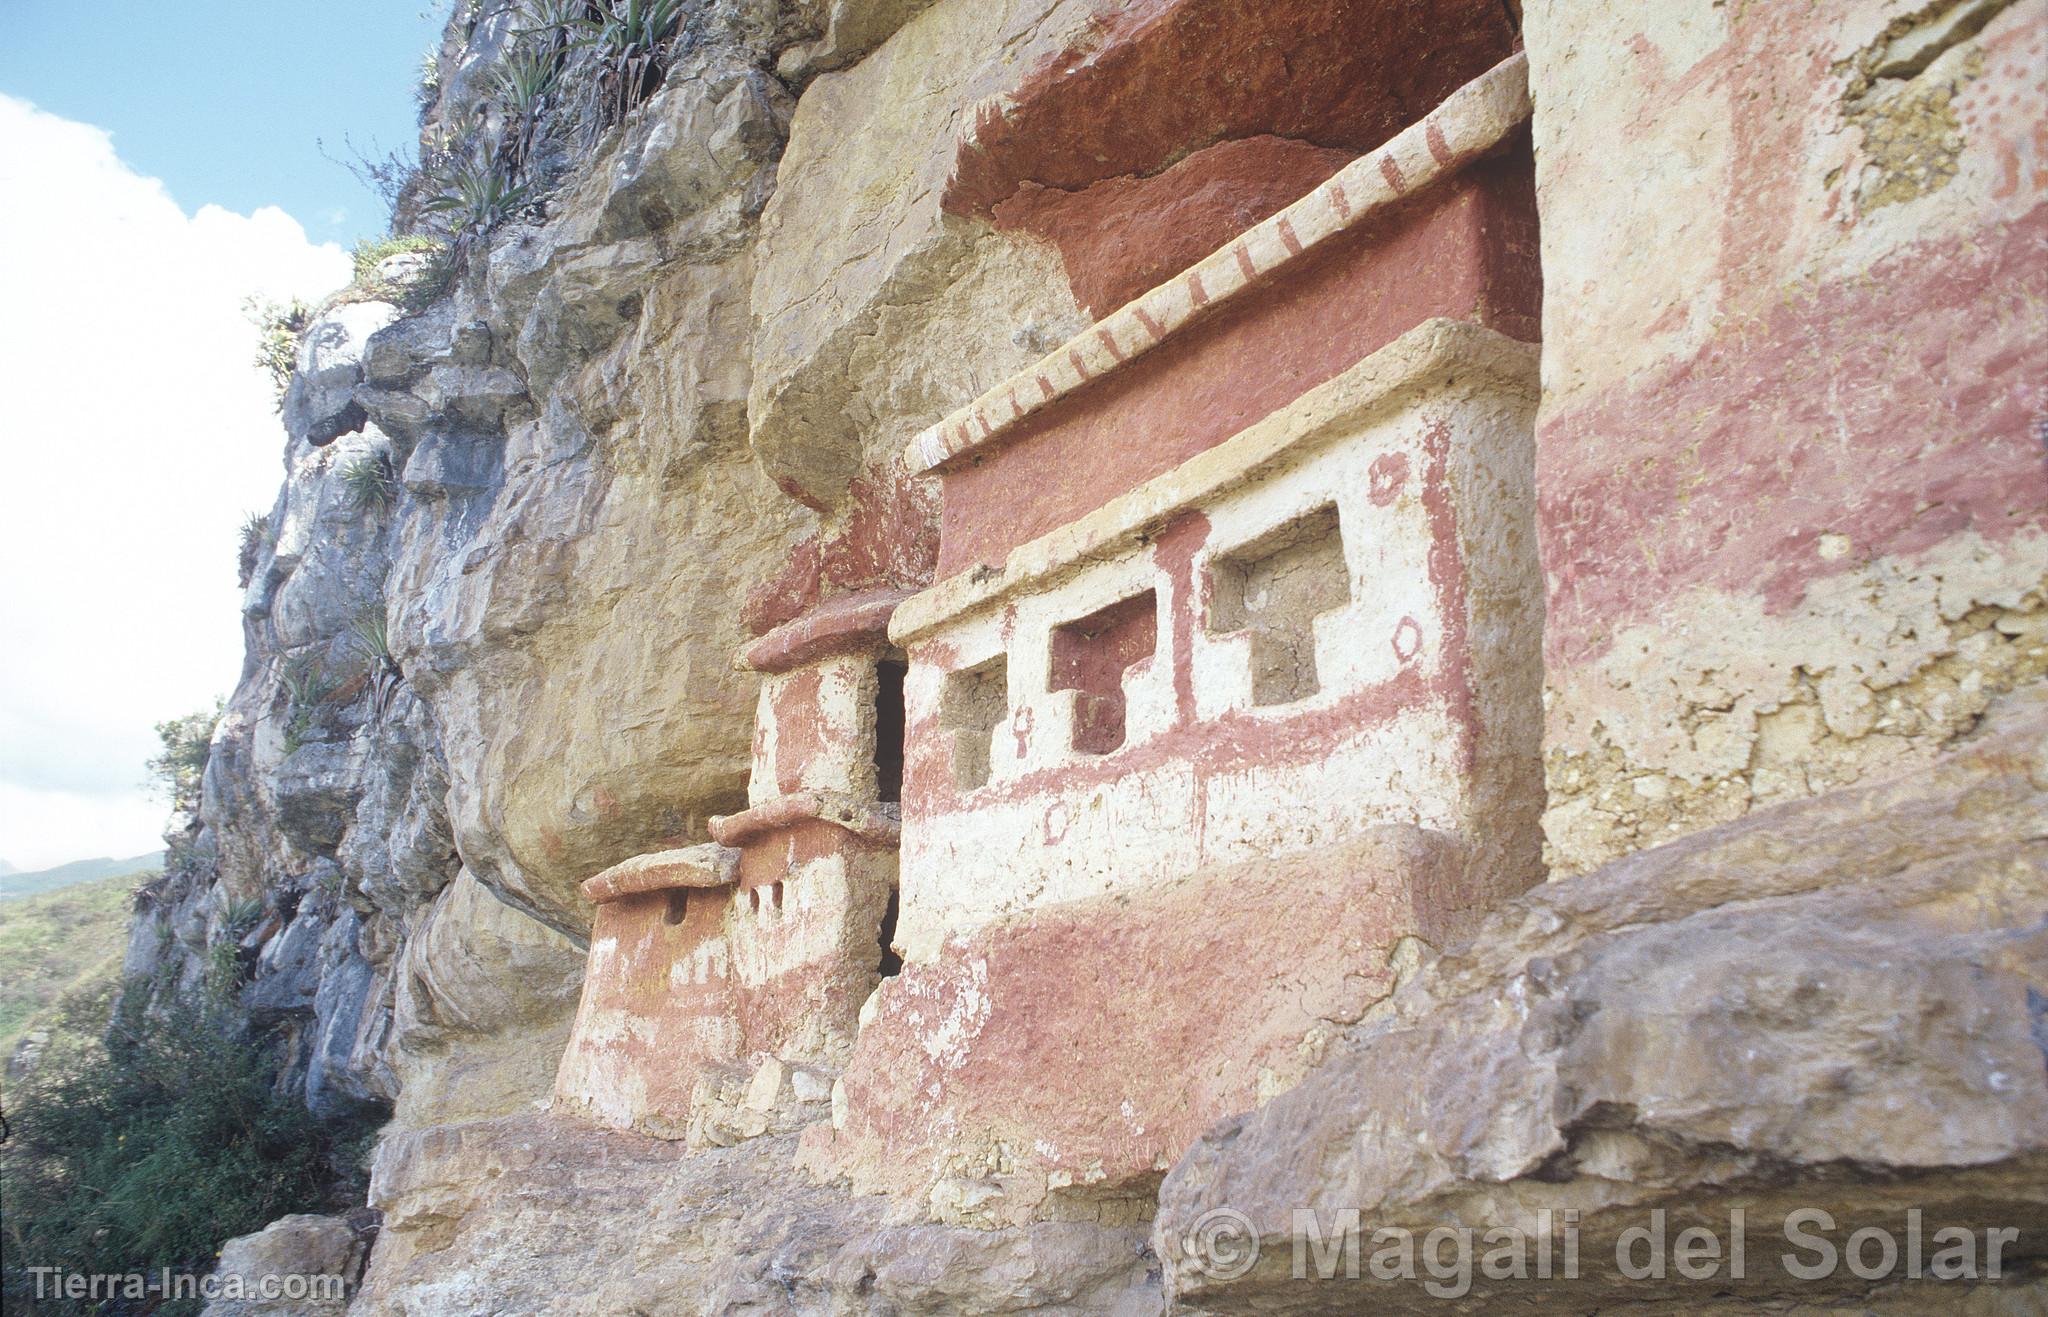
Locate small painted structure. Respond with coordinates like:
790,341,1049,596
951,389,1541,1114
886,319,1544,962
554,596,906,1139
553,845,740,1138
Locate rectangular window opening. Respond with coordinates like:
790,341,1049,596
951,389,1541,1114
874,657,907,804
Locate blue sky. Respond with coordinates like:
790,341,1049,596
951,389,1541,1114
0,4,456,869
0,0,446,245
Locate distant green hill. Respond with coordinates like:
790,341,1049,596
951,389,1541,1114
0,870,147,1064
0,851,163,902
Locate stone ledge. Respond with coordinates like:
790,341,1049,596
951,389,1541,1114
1154,684,2048,1309
737,587,915,673
708,790,902,849
890,317,1540,646
580,844,739,905
904,52,1531,476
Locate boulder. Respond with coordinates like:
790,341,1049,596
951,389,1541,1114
200,1214,367,1316
1154,688,2048,1311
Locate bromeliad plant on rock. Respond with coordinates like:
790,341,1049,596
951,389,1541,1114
417,0,696,262
565,0,692,130
236,511,274,588
492,42,563,171
349,608,406,725
279,655,336,755
420,142,536,261
340,451,399,515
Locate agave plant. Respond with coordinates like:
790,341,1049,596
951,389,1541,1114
348,608,406,723
221,896,266,938
279,654,335,753
515,0,589,43
567,0,690,128
493,43,563,168
279,655,332,711
421,144,534,256
348,610,393,667
340,452,398,513
236,511,272,588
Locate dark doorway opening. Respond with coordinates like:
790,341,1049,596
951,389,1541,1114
875,658,907,804
877,888,903,978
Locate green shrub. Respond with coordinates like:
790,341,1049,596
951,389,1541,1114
148,706,219,816
245,298,313,410
237,511,273,588
396,247,458,314
349,233,444,288
0,981,378,1317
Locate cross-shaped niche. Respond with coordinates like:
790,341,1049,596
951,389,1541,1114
1206,505,1350,706
938,656,1009,790
1049,591,1158,754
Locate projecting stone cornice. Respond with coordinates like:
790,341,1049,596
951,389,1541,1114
708,790,903,849
903,51,1532,477
889,317,1540,647
737,587,916,674
580,843,740,905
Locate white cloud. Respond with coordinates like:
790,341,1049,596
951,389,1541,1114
0,95,350,871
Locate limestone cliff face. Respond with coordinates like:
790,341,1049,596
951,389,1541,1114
126,0,2046,1313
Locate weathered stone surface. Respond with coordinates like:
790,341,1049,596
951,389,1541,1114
109,2,2048,1314
777,0,945,80
361,52,813,937
385,386,802,932
989,135,1356,318
268,741,361,854
304,904,390,1115
201,1214,368,1316
386,868,585,1127
397,428,500,500
283,301,395,447
1525,0,2048,875
1155,686,2048,1311
356,1118,1161,1315
746,0,1096,507
244,892,328,1024
808,826,1480,1223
